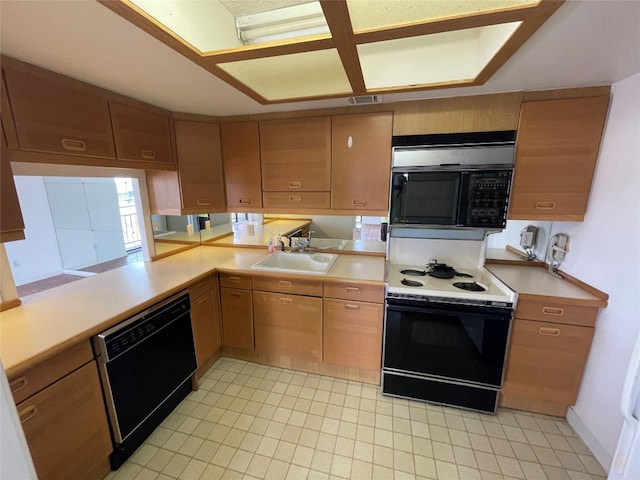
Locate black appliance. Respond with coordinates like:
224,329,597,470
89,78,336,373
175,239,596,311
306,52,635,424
93,291,197,469
390,131,515,229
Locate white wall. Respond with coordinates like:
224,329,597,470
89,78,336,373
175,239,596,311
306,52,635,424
549,72,640,471
4,177,63,285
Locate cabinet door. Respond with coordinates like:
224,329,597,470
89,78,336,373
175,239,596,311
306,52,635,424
324,298,383,370
0,141,25,242
221,122,263,209
3,68,116,159
18,361,112,480
253,291,322,361
109,101,173,164
332,112,393,211
260,116,331,192
509,96,610,221
191,290,221,367
175,120,226,210
502,318,594,405
220,287,254,350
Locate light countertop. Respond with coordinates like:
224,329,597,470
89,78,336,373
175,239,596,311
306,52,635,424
486,263,607,306
0,246,384,377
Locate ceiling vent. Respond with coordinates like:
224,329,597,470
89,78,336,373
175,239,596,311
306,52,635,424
348,95,381,105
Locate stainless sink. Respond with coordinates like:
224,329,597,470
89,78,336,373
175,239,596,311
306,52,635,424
251,252,338,275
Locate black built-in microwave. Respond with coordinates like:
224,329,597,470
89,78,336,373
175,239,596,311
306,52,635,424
389,131,516,229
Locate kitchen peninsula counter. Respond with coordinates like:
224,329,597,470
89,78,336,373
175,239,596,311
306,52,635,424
0,247,384,377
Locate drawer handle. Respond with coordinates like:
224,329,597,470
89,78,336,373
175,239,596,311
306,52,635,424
141,149,156,159
229,292,242,297
542,306,564,316
535,201,556,210
352,199,367,206
239,198,251,204
345,304,360,311
197,199,212,206
18,405,38,424
539,327,561,336
279,298,293,305
345,287,361,294
288,195,302,203
279,280,293,288
289,181,302,189
197,296,209,305
228,276,241,283
61,138,86,152
9,376,28,394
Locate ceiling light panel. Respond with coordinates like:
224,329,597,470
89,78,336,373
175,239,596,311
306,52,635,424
346,0,539,32
218,49,351,101
357,23,521,90
129,0,242,52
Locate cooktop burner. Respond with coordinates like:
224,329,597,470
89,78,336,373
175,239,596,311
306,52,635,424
400,269,427,276
426,263,473,279
401,278,424,287
453,281,487,292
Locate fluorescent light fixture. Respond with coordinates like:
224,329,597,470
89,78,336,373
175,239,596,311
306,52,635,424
236,2,330,45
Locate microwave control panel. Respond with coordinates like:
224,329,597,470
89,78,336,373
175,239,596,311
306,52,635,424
462,170,512,227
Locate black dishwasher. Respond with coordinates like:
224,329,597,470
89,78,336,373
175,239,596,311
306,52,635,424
93,290,197,469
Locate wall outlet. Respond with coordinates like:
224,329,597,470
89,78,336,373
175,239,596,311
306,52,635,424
152,221,159,231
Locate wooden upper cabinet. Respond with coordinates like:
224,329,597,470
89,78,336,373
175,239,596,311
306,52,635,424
3,68,116,159
509,95,610,221
221,122,263,210
260,116,331,192
332,112,393,212
1,135,25,243
109,101,173,164
147,120,225,214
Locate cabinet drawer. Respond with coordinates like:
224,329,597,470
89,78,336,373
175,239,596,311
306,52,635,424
188,275,213,300
515,297,598,327
324,282,384,303
253,275,323,296
253,291,322,361
262,192,330,209
219,272,252,290
17,361,112,480
4,69,116,159
8,341,94,404
502,318,594,405
323,299,383,370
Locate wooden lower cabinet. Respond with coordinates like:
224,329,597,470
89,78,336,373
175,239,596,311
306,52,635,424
323,298,383,370
253,291,322,362
220,286,254,350
189,276,221,368
17,360,112,480
501,317,595,416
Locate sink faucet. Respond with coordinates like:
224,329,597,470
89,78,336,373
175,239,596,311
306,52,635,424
296,231,314,252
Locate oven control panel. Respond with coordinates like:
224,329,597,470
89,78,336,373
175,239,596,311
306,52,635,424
462,170,512,228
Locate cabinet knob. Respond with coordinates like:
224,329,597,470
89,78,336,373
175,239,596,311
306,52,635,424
228,276,241,283
542,306,564,316
279,298,293,305
239,198,251,204
535,201,556,210
141,149,156,160
288,181,302,189
352,199,367,206
18,405,38,424
345,304,360,311
61,138,86,152
197,199,212,206
347,136,353,149
345,287,361,294
279,280,293,288
538,327,561,336
9,376,28,394
288,196,302,203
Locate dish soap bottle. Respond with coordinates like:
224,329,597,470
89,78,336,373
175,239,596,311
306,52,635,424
268,235,275,253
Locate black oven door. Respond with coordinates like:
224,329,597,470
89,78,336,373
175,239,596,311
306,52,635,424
384,299,512,388
389,171,461,225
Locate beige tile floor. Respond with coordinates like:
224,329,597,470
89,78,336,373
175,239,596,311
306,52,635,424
105,358,607,480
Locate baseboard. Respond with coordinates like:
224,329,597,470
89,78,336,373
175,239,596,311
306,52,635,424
567,406,613,474
62,269,96,277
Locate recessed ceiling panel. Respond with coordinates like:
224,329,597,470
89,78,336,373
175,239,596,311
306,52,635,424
346,0,539,32
358,23,521,89
218,49,351,101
